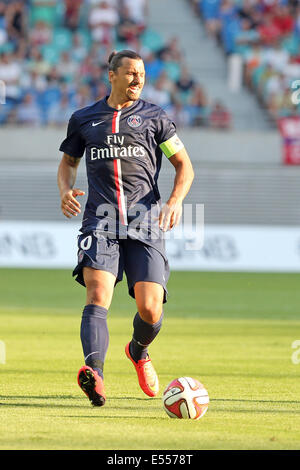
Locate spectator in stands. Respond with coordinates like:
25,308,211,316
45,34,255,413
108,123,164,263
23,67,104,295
29,20,52,47
22,69,48,94
219,0,237,26
157,69,175,95
48,93,75,126
73,83,93,108
71,32,89,63
14,36,28,60
116,5,141,45
125,36,151,60
0,52,22,104
144,51,164,83
295,5,300,36
264,39,289,73
257,12,282,46
27,46,52,75
237,0,262,29
38,68,62,123
157,36,182,63
56,51,79,83
0,1,6,27
142,73,172,109
272,4,294,38
94,81,109,101
78,53,95,78
167,99,192,127
88,1,119,44
189,0,201,16
260,0,278,15
89,0,118,6
89,40,113,68
243,43,264,87
234,18,260,54
285,55,300,79
0,2,7,48
15,92,41,126
176,67,195,95
86,64,106,99
158,46,181,82
265,72,288,101
188,83,209,126
256,63,275,98
218,0,240,53
209,100,231,129
122,0,147,30
175,66,195,113
64,0,83,31
268,88,297,119
6,1,27,42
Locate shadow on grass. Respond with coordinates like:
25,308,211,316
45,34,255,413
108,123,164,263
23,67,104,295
0,395,76,400
1,395,299,405
0,395,161,409
63,415,166,420
213,408,300,414
0,402,83,409
0,395,160,401
212,398,300,404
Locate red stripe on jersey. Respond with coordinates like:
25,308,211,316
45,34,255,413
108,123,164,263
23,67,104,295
112,110,126,225
112,111,118,134
113,159,126,225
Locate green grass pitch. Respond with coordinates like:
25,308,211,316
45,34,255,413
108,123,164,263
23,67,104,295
0,268,300,450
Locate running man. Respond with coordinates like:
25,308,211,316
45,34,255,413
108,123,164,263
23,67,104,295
57,50,194,406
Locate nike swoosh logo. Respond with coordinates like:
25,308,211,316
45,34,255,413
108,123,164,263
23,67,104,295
92,121,105,127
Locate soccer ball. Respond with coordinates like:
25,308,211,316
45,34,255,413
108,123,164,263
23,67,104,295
162,377,209,420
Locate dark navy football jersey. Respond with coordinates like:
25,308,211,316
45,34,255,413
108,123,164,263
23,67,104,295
59,96,183,248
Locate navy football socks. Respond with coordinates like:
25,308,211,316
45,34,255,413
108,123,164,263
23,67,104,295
80,304,109,379
129,312,163,362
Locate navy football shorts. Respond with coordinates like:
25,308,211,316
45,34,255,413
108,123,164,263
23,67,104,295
73,231,170,303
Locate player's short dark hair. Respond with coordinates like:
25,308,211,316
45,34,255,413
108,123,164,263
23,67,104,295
108,50,143,72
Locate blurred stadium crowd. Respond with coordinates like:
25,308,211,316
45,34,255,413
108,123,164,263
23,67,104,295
0,0,231,129
191,0,300,121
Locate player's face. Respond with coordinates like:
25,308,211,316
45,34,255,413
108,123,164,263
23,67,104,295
110,58,145,102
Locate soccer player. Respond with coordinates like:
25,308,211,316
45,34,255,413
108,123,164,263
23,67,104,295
57,50,194,406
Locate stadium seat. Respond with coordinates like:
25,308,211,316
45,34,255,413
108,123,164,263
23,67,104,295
30,2,57,26
52,28,73,52
251,65,266,88
199,0,221,20
0,41,15,54
221,19,241,54
37,87,62,125
54,2,65,27
282,34,300,56
77,30,92,50
41,44,60,64
0,100,14,124
140,29,164,53
163,62,181,82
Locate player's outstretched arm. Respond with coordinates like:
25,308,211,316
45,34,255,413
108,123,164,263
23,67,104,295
159,147,194,232
57,153,85,219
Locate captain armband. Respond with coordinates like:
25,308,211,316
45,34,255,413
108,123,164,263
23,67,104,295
159,134,184,158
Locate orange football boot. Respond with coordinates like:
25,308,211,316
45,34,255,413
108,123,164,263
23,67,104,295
77,365,106,406
125,342,159,397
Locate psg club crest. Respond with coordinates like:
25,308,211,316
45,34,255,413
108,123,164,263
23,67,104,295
127,115,142,128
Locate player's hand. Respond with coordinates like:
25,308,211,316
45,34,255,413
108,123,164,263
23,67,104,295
159,199,182,232
60,188,85,219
